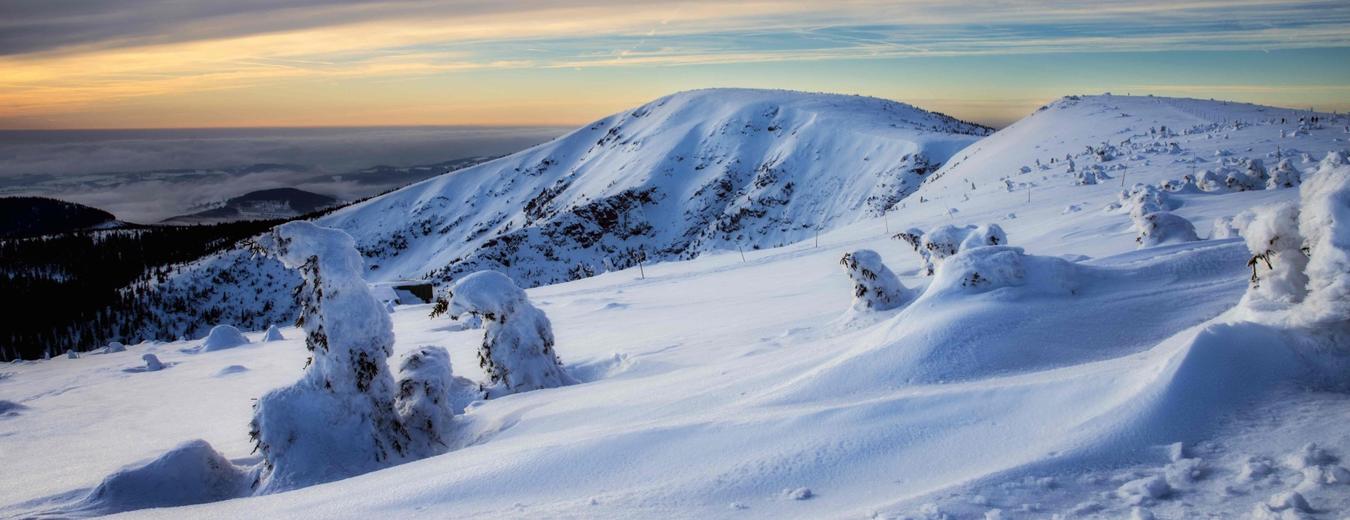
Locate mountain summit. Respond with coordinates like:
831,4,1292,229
320,88,990,286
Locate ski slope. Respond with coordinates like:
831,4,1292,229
2,94,1349,519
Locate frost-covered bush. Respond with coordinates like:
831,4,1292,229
142,354,164,371
1211,212,1256,240
1133,212,1199,248
839,250,909,312
262,325,285,342
892,227,931,274
1295,160,1350,327
1161,175,1202,194
1196,170,1227,192
66,349,78,359
1073,168,1098,186
435,270,572,397
907,223,1007,276
105,342,126,354
395,346,458,457
1224,158,1268,191
248,221,409,494
1241,159,1350,330
1117,184,1177,218
199,325,249,353
1267,159,1301,189
1243,203,1309,304
925,246,1078,299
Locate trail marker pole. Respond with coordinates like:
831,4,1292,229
1027,186,1032,203
738,245,746,263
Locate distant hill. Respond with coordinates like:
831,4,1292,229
0,196,118,238
160,187,337,225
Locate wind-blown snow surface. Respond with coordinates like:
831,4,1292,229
3,94,1349,519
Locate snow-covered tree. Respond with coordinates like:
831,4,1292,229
395,346,457,457
1133,212,1199,248
248,221,409,493
433,270,572,397
839,250,909,312
1267,159,1302,189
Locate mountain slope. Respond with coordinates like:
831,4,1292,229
0,196,117,238
320,88,989,286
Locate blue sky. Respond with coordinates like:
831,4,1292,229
1,0,1347,128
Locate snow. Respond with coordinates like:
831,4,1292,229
2,93,1348,519
196,325,250,353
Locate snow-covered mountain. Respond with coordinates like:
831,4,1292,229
119,89,988,341
4,92,1349,519
319,88,989,286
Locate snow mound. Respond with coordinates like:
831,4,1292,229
198,325,250,353
75,440,249,515
1134,212,1199,248
141,354,164,372
262,325,285,342
104,342,125,353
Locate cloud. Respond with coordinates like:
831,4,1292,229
0,126,566,222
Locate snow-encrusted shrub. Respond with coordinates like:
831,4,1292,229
1241,159,1350,330
66,349,78,359
395,346,458,457
142,354,164,371
892,227,931,274
105,342,126,353
912,223,1008,275
839,250,909,312
1117,184,1177,218
199,325,249,353
1243,203,1309,304
1267,159,1301,189
1224,158,1268,191
434,270,572,396
1161,175,1202,194
1073,167,1098,186
1196,170,1227,192
248,221,409,494
79,439,249,514
924,246,1078,299
1211,213,1256,240
1133,212,1199,248
262,325,284,342
1295,160,1350,327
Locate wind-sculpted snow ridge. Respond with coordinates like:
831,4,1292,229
319,88,989,287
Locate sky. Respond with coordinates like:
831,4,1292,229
2,0,1349,129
